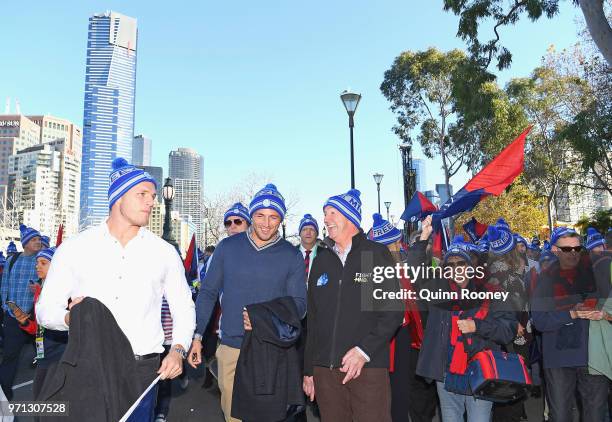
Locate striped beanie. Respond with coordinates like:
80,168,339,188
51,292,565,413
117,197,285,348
323,189,362,228
487,225,516,255
514,233,528,247
369,213,401,245
20,224,40,247
299,214,319,234
108,158,157,209
550,227,578,246
495,218,511,230
7,241,17,255
585,227,605,251
36,247,55,262
224,202,251,225
249,184,286,220
443,235,473,265
41,235,50,248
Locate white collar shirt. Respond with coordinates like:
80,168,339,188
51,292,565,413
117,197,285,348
36,221,196,355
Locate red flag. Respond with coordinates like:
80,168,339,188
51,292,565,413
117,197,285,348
56,224,64,247
183,234,196,274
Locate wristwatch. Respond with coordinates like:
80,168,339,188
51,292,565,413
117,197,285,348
172,346,187,360
193,333,203,341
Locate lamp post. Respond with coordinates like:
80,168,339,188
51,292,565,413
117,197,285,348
340,90,362,189
384,201,391,221
373,173,384,214
162,177,178,249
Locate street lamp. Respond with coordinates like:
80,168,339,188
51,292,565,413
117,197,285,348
340,89,362,189
162,177,178,248
384,201,391,221
373,173,384,214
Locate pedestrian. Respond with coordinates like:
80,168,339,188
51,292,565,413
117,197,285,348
223,202,251,237
532,227,610,422
37,157,196,419
6,241,17,258
412,216,516,422
303,190,403,422
40,236,50,249
585,227,606,253
0,224,42,399
190,183,306,422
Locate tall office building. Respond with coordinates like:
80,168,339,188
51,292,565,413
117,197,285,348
132,134,151,166
136,165,163,202
436,183,454,205
27,115,83,161
0,115,40,187
80,11,138,229
412,158,426,192
169,148,204,245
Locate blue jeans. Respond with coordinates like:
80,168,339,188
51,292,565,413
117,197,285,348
436,381,492,422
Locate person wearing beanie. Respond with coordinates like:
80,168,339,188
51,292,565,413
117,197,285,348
407,216,516,422
36,157,196,417
6,241,17,257
303,189,403,422
0,224,41,399
495,218,511,230
585,227,606,253
298,213,320,279
41,235,51,249
223,202,251,237
191,183,306,422
532,226,609,422
370,213,403,252
527,238,541,262
487,225,516,256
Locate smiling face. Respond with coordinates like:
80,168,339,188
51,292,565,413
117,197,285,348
114,181,157,227
323,206,352,242
251,209,281,244
225,216,248,236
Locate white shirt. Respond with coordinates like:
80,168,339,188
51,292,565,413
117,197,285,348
36,221,196,355
299,243,318,275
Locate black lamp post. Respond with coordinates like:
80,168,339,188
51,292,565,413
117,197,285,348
340,90,362,189
384,201,391,221
162,177,178,248
373,173,383,214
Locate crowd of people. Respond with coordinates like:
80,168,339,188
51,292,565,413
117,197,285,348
0,156,610,422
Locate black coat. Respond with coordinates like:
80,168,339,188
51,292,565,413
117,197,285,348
304,231,403,375
232,296,305,422
38,297,154,421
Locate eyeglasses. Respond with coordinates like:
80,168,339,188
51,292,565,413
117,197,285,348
224,219,244,228
556,246,583,253
445,260,467,268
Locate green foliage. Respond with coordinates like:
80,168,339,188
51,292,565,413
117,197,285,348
575,208,612,233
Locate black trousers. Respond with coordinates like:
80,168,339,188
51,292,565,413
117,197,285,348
0,312,31,400
389,326,437,422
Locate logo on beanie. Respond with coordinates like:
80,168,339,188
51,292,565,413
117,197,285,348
263,199,271,207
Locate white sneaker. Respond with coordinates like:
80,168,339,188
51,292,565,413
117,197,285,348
154,415,166,422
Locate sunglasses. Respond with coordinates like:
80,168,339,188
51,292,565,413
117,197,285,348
224,218,244,228
445,260,467,268
556,246,583,253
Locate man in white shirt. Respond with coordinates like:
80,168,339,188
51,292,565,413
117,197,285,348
37,158,195,395
298,214,319,280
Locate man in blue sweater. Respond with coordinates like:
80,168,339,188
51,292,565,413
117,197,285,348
190,184,307,422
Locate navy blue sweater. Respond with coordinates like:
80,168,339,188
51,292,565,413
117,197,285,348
195,232,307,349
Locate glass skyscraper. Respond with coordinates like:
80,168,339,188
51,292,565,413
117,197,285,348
80,11,138,229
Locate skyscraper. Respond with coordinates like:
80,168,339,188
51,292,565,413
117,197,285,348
132,134,151,166
80,11,138,229
169,148,204,245
412,158,426,192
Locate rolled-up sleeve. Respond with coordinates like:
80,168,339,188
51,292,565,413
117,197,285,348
163,250,196,350
36,244,75,331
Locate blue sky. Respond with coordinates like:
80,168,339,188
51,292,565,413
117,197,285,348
0,1,583,233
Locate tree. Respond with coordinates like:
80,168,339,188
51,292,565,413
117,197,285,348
574,208,612,233
455,179,548,239
443,0,612,69
380,48,490,197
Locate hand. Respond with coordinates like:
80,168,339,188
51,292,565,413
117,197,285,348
64,296,85,326
243,309,252,331
517,323,525,337
575,310,604,321
340,347,367,384
457,319,476,334
303,376,315,401
420,215,433,241
158,347,184,380
188,339,202,369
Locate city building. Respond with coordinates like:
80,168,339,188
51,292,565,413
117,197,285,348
424,190,438,205
80,11,138,229
0,115,41,187
7,139,80,239
435,183,454,205
27,115,82,161
413,158,426,192
145,203,196,257
169,148,204,245
555,179,611,225
137,165,163,202
132,134,151,166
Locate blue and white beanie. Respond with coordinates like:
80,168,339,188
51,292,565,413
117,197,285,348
108,158,157,210
323,189,362,228
249,184,286,221
443,235,473,265
539,250,557,264
585,227,605,251
6,241,17,255
20,224,40,248
370,213,402,245
543,240,551,251
36,247,55,262
528,238,541,251
514,234,528,247
224,202,251,225
299,214,319,234
41,235,50,248
487,225,516,255
495,218,511,230
550,227,578,246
